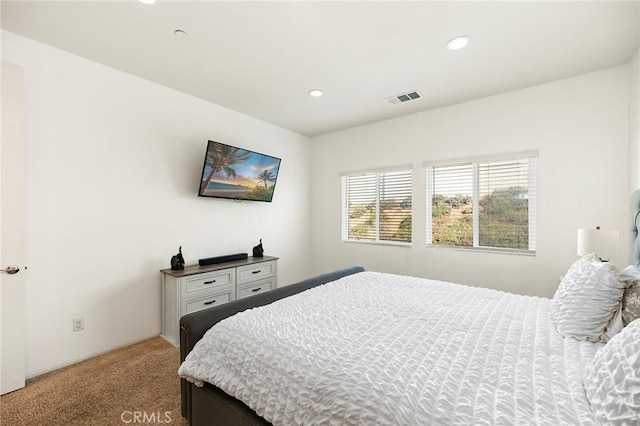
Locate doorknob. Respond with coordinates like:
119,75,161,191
1,265,20,275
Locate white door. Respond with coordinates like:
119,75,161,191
1,61,26,395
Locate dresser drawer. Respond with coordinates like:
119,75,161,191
237,261,275,285
161,256,278,346
184,269,234,295
185,291,232,314
237,278,274,300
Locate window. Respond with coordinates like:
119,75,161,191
425,152,537,253
341,167,412,245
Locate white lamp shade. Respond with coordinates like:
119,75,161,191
577,228,619,261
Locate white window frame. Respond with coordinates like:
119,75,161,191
424,152,537,255
341,165,413,247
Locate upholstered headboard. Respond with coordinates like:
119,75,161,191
630,189,640,266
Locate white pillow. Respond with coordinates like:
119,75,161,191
584,319,640,425
550,253,626,342
620,266,640,327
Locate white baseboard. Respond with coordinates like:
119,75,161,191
25,330,162,379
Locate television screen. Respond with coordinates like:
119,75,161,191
198,140,281,202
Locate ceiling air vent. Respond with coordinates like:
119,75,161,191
386,91,421,105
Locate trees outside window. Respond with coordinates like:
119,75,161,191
342,169,412,245
426,155,536,253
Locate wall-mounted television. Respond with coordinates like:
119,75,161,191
198,140,281,202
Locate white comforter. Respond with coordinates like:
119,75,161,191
179,271,601,425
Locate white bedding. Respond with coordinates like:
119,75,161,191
179,271,602,425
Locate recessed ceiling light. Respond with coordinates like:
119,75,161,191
447,35,471,50
138,0,156,4
174,30,189,39
308,89,323,97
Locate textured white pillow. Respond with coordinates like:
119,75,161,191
584,319,640,425
550,253,626,342
620,266,640,326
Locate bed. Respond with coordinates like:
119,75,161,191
178,195,640,425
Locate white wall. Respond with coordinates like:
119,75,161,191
311,66,630,298
2,31,312,377
630,49,639,190
4,26,635,377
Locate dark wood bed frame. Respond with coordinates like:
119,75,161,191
180,266,365,425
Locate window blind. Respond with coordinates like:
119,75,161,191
478,158,534,250
427,164,474,247
342,169,412,244
343,173,377,242
379,171,412,243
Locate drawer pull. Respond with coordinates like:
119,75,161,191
251,287,262,293
252,270,261,274
204,299,216,305
204,280,216,285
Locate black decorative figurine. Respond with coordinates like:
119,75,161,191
171,246,185,270
252,239,264,257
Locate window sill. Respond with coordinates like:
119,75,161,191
343,240,412,248
425,244,535,256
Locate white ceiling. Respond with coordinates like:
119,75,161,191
2,1,639,137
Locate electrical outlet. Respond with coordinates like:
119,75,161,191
73,317,85,332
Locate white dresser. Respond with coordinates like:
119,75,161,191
160,255,278,346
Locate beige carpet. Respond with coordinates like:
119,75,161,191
1,336,188,426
